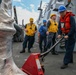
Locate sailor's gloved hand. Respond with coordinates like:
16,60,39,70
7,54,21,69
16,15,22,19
25,29,28,32
64,35,69,39
35,31,37,33
46,31,49,35
57,35,62,38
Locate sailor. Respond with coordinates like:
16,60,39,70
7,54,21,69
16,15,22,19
20,18,37,53
46,14,58,55
58,5,76,69
38,20,47,53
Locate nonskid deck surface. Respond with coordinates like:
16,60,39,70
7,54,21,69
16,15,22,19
13,42,76,75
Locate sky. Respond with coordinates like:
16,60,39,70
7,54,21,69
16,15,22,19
12,0,49,24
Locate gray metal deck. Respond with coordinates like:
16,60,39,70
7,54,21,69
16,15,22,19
13,42,76,75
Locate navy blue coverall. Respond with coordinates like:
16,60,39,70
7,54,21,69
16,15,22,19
46,20,58,54
58,16,76,65
23,25,37,52
39,25,47,53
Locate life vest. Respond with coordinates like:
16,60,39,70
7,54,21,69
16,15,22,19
60,12,75,34
25,23,36,36
48,19,58,33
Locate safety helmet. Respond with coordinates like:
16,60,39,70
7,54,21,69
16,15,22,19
50,14,56,18
58,5,66,13
29,18,34,22
43,20,47,23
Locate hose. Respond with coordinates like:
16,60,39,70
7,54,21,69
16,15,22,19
40,37,64,61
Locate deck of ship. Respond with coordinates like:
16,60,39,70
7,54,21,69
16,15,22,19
12,41,76,75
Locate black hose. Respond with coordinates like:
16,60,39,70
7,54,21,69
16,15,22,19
40,37,64,58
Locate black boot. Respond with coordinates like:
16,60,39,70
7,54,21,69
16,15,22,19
20,49,25,53
51,50,58,55
28,49,31,53
52,52,58,55
40,50,42,53
61,64,68,69
69,60,73,63
51,48,58,55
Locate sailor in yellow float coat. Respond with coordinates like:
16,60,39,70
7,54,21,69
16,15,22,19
46,14,58,55
20,18,37,53
25,23,36,36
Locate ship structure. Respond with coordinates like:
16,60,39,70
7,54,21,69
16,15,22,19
37,0,76,51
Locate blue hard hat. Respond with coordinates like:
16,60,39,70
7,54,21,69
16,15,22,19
58,5,66,13
43,20,47,23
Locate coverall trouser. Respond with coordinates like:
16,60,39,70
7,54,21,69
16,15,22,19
64,37,75,65
23,35,34,51
39,35,47,52
32,35,35,47
46,33,56,52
